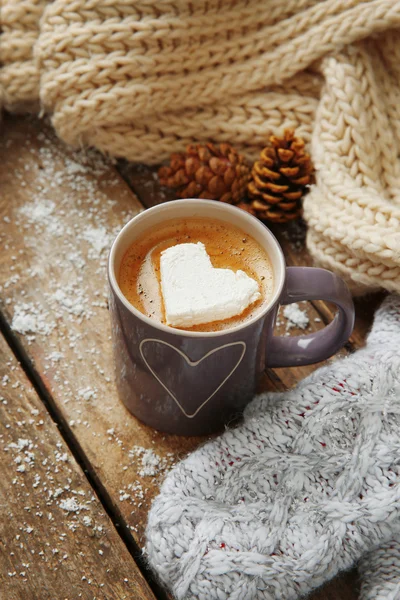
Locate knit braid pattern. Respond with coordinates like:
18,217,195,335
146,295,400,600
359,536,400,600
303,32,400,295
32,0,400,165
34,0,329,163
0,0,45,111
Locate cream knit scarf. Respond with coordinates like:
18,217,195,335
1,0,400,294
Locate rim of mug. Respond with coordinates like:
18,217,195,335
108,199,286,338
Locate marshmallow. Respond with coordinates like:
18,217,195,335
160,242,261,328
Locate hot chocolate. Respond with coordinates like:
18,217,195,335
118,217,274,332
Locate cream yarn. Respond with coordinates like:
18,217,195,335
146,295,400,600
0,0,45,111
1,0,400,293
303,35,400,295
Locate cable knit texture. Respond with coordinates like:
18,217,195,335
0,0,45,111
359,537,400,600
1,1,400,293
146,295,400,600
303,35,400,296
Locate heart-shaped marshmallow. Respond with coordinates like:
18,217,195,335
160,242,261,327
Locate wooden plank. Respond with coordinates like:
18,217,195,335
0,115,205,553
0,331,155,600
310,573,360,600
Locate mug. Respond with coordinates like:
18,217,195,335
108,199,354,436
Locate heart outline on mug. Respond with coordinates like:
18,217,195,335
139,339,246,418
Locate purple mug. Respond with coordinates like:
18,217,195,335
108,199,354,436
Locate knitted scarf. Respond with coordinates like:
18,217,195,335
146,294,400,599
1,0,400,294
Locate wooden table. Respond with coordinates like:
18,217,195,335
0,115,383,599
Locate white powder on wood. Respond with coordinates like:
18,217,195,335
19,199,56,222
51,287,90,319
77,387,97,401
283,303,310,330
47,351,64,363
129,446,175,477
8,438,31,451
81,226,114,259
59,497,82,513
1,126,182,543
11,302,55,337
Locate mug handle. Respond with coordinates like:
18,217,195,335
266,267,355,368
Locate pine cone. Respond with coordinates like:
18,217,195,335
247,130,314,224
158,143,250,204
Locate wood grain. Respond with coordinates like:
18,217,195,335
0,115,203,550
0,332,155,600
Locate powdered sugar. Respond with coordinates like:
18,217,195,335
283,303,310,330
11,302,55,338
59,497,83,513
129,446,175,478
8,438,31,451
46,351,64,363
20,199,56,223
77,387,98,401
3,128,128,343
1,382,109,569
51,287,91,320
81,226,115,259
